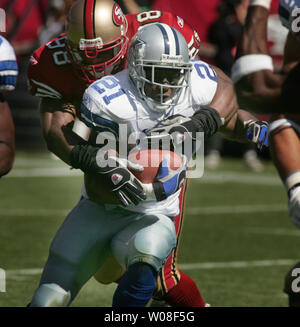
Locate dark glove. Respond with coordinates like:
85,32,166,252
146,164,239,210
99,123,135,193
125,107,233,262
70,145,147,206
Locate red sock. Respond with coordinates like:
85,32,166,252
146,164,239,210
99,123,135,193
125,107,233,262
163,270,206,307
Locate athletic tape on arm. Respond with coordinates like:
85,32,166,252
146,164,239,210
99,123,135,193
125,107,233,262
72,117,91,141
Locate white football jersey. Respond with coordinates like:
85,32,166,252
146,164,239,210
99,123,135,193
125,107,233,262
80,59,218,216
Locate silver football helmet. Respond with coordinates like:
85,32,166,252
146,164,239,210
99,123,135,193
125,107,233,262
128,23,192,112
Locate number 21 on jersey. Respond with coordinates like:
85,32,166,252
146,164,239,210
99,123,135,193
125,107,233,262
92,76,125,105
194,62,217,82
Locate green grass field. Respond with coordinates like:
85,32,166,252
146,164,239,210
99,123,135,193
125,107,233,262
0,151,299,307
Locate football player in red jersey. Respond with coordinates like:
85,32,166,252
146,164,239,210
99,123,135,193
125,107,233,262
27,0,205,307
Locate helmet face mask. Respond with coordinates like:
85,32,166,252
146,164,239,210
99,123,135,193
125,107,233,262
141,64,190,109
65,0,128,85
128,23,192,112
66,35,127,83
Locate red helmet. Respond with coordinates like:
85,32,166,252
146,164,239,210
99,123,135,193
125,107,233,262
65,0,128,85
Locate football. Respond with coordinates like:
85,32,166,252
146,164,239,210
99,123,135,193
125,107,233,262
128,149,182,184
84,149,182,204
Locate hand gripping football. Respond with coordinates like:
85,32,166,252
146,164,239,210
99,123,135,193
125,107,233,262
128,149,182,184
84,149,182,204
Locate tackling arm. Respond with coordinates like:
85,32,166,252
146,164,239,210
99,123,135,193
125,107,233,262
39,98,81,165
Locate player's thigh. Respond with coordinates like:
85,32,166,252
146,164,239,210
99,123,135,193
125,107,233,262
46,198,135,279
111,214,176,272
49,198,112,263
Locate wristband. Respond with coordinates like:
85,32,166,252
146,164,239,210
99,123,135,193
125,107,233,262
191,106,224,138
249,0,272,9
231,54,274,83
69,144,98,173
269,119,300,135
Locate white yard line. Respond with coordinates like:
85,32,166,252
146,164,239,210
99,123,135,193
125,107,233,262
0,209,69,217
187,204,287,215
179,259,296,270
7,167,82,177
7,269,43,275
5,259,296,280
245,227,300,237
197,172,281,185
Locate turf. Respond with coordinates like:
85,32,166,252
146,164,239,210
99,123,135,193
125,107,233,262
0,152,299,307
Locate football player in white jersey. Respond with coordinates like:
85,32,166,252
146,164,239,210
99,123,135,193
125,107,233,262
29,23,268,307
0,35,18,177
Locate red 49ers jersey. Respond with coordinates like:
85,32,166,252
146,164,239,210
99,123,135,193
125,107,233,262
28,11,200,101
28,33,87,101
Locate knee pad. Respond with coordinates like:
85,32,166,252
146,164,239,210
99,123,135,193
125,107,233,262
131,215,176,272
288,186,300,228
112,214,176,273
30,283,71,307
